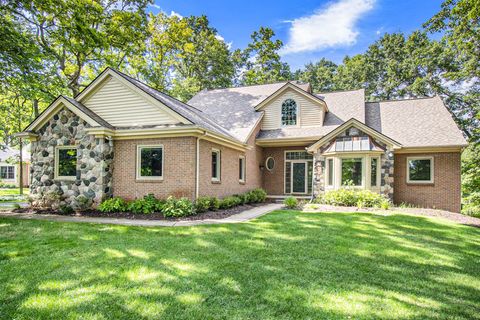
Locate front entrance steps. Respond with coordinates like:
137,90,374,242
267,195,312,203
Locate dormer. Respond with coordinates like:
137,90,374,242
255,82,328,130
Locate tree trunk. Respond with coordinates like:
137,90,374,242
33,99,39,118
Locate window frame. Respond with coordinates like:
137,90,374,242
326,158,334,187
284,150,314,195
407,156,434,184
239,155,246,183
265,157,275,171
55,146,78,181
370,157,380,188
281,99,298,127
211,148,221,182
340,157,364,187
136,144,164,181
0,165,15,180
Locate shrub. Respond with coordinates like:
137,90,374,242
283,196,298,209
246,188,267,203
162,196,194,217
219,196,241,209
59,204,74,215
462,192,480,217
322,189,389,208
194,197,211,213
208,197,220,211
99,197,129,213
12,203,21,210
127,194,164,215
234,193,248,205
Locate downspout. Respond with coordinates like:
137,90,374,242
195,132,207,199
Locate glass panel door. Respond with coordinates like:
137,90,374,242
292,162,306,193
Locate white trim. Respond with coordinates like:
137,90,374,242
326,157,334,187
239,155,246,183
406,156,434,184
280,98,299,127
340,157,364,187
211,148,221,182
369,156,381,188
256,83,328,112
265,157,275,171
136,145,164,181
283,150,313,195
54,146,77,181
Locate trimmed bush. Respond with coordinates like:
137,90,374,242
208,197,220,211
194,197,211,213
219,196,241,209
99,197,129,213
162,196,194,217
127,194,164,214
246,188,267,203
283,196,298,209
321,188,389,208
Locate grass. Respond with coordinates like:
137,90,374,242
0,188,29,197
0,210,479,319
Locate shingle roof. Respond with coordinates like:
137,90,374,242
62,96,114,129
109,68,237,140
188,81,310,142
365,96,467,147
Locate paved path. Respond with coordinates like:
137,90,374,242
0,203,283,227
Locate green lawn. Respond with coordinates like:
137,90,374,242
0,188,29,196
1,211,479,319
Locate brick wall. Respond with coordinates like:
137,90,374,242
262,146,309,195
112,137,196,200
393,152,462,212
198,125,263,198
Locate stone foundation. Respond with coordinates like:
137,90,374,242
30,108,113,209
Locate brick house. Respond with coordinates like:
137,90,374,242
17,68,467,212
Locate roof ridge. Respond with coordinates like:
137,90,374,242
315,88,364,95
365,95,436,104
204,80,309,92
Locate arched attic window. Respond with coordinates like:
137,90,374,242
281,99,297,126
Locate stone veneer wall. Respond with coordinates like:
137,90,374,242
380,147,394,200
312,150,325,197
30,108,113,209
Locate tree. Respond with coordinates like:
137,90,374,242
240,27,291,85
4,0,151,96
296,59,338,92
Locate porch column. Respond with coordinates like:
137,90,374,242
312,149,325,198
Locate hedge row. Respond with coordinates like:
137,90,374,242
316,188,390,209
98,188,267,217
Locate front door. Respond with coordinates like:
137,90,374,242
292,162,307,193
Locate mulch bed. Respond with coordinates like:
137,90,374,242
12,203,265,221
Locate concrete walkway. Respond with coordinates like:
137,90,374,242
0,203,283,227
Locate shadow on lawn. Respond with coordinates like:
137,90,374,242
0,211,479,319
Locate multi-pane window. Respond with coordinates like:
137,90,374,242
55,147,77,179
0,166,14,180
281,99,297,126
285,151,313,160
137,146,163,179
370,158,378,187
212,149,221,181
239,156,246,183
407,157,433,183
341,158,363,186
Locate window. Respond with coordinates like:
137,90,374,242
0,166,14,180
239,156,246,183
341,158,363,186
327,158,334,186
265,157,275,171
407,157,433,183
55,146,77,180
284,151,314,194
212,149,221,181
370,158,378,187
137,145,163,180
281,99,297,126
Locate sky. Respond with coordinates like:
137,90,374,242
150,0,444,70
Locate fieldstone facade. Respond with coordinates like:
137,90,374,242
30,108,113,209
312,151,325,197
380,147,394,200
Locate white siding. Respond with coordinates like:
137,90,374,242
261,89,325,130
83,76,180,127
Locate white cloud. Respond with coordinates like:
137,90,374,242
169,10,183,18
215,34,225,42
281,0,375,54
149,3,161,9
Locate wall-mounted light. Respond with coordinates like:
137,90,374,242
387,151,393,158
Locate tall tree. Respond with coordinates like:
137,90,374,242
296,59,338,92
240,27,291,85
4,0,151,96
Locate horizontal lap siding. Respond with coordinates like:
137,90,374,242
112,137,196,200
393,152,461,212
83,77,179,127
261,89,324,130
